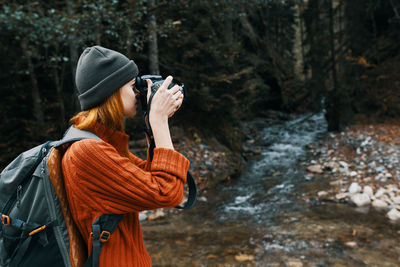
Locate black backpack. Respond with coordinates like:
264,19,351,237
0,126,197,267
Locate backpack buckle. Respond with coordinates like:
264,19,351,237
99,231,111,243
1,215,10,226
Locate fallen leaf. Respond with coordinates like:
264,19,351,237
235,254,254,262
175,240,185,245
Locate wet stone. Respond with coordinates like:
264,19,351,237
386,208,400,221
350,193,371,207
348,182,361,194
307,165,323,174
363,186,374,198
372,199,389,210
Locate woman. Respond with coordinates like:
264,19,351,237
62,46,188,266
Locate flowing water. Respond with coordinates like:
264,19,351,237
142,113,400,266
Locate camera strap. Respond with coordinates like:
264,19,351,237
143,91,197,210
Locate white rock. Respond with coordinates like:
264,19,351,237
380,195,393,205
348,183,361,194
318,191,328,198
371,199,388,210
335,193,348,200
326,161,340,170
287,258,303,267
363,177,372,182
198,196,208,202
339,161,348,168
363,186,374,198
307,165,323,174
139,213,148,221
147,209,166,220
349,171,358,177
345,241,357,248
375,188,386,198
386,208,400,221
392,196,400,205
350,193,371,207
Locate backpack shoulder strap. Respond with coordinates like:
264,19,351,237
84,214,123,267
54,126,102,148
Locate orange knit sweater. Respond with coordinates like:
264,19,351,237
62,122,190,267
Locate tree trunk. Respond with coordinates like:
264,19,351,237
327,0,340,131
239,13,259,50
224,4,234,65
389,0,400,19
21,40,44,125
66,0,82,113
148,0,160,75
53,62,66,129
293,2,305,81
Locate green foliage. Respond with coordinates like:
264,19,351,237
302,0,400,130
0,0,300,160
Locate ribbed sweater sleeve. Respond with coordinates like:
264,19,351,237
62,139,189,214
128,150,151,171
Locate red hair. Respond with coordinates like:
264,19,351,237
70,89,132,158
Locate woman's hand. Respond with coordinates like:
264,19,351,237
145,76,183,150
146,76,184,123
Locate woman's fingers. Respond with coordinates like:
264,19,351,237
160,76,173,91
148,75,184,119
146,79,153,102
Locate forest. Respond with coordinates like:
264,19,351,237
1,0,399,167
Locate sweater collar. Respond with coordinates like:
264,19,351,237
87,122,130,155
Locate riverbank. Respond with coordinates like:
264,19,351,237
134,115,400,224
141,113,400,266
304,122,400,223
130,125,246,220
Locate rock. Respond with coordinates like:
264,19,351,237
304,176,313,182
363,186,374,198
392,196,400,205
335,193,349,200
348,182,361,194
375,188,386,198
139,213,148,221
287,258,303,267
386,208,400,221
372,199,388,210
326,161,340,171
338,161,348,168
330,180,341,186
350,193,371,207
307,165,323,174
379,195,392,205
198,196,208,202
253,148,262,155
318,191,328,198
205,160,213,168
147,209,166,221
349,171,358,177
375,166,385,173
344,241,357,248
363,177,372,182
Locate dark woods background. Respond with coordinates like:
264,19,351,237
1,0,399,169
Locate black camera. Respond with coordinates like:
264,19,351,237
135,75,185,111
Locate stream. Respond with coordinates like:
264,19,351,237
142,113,400,267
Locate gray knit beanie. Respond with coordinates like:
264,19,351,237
75,46,139,110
